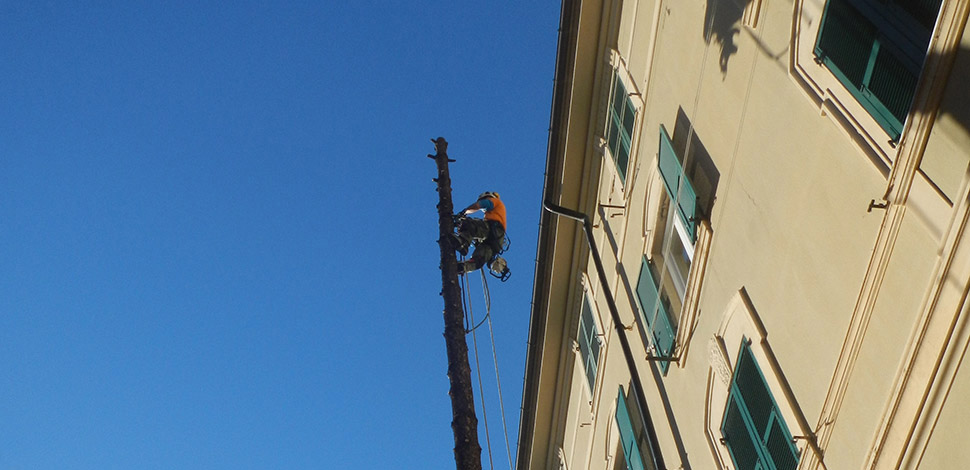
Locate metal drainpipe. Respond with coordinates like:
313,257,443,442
543,200,667,470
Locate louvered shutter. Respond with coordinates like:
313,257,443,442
635,258,676,374
814,0,875,88
658,125,698,242
867,44,920,124
608,76,633,183
735,347,774,436
579,298,599,392
766,419,799,470
814,0,941,140
721,342,801,470
722,397,761,470
615,388,646,470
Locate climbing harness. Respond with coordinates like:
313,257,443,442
453,213,512,282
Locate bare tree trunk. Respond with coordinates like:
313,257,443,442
429,137,482,470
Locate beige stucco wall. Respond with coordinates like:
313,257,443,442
532,0,970,469
918,343,970,468
822,213,940,469
578,0,893,464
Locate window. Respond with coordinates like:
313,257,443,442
720,341,800,470
636,123,705,375
635,257,677,374
813,0,943,141
706,291,808,470
606,70,637,184
662,219,693,301
642,120,717,372
614,386,658,470
656,123,702,304
578,295,601,393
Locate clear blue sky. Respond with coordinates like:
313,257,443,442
1,3,559,469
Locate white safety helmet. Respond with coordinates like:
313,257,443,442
478,191,500,200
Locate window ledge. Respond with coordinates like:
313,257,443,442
791,0,900,166
792,0,966,191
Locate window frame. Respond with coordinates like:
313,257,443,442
600,50,644,196
606,72,636,184
812,0,940,142
578,293,603,396
637,124,715,374
720,340,801,470
791,0,951,164
704,289,813,470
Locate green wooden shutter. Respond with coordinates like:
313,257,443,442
722,397,761,470
720,342,801,470
615,387,646,470
653,301,676,366
814,0,876,89
658,125,698,242
608,75,634,183
814,0,941,141
635,258,661,327
589,315,601,385
579,297,599,392
608,83,623,177
735,346,774,436
867,45,920,124
766,418,800,470
635,257,676,374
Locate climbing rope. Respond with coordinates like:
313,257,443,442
459,255,490,333
480,270,514,470
457,256,515,470
461,264,496,470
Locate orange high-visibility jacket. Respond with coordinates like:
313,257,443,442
480,196,506,231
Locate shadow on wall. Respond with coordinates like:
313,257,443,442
704,0,970,143
673,108,720,219
924,45,970,142
704,0,751,73
914,44,970,202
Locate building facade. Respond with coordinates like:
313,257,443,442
518,0,970,469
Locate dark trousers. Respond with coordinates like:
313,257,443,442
458,218,505,271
